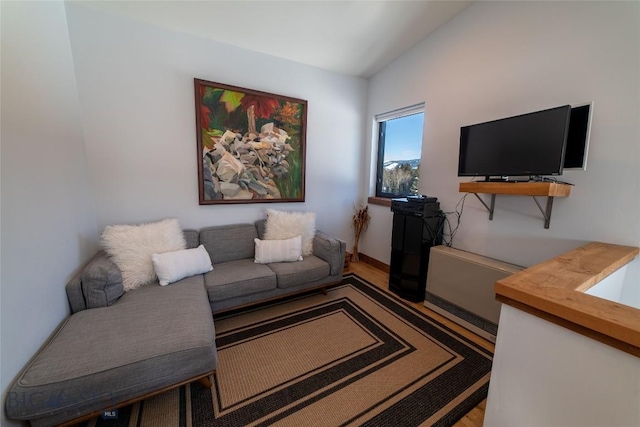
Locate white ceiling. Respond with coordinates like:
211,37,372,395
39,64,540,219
72,0,472,78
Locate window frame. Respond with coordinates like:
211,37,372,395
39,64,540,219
374,104,425,199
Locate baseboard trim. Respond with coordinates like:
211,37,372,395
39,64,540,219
357,253,390,273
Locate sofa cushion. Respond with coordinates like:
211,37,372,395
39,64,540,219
183,229,199,249
205,259,276,302
200,224,257,264
65,272,86,314
255,219,267,239
6,274,217,425
268,255,330,289
81,251,124,309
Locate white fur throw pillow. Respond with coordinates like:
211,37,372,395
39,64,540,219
254,236,303,264
152,245,213,286
101,218,186,291
264,209,316,256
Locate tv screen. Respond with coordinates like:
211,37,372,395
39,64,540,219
563,102,593,170
458,105,572,178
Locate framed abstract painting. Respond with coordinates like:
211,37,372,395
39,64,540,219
195,79,307,204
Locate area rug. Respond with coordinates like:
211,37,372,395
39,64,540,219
83,274,492,427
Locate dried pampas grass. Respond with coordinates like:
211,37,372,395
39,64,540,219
351,205,371,262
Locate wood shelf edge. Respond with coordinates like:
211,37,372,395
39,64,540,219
459,181,572,197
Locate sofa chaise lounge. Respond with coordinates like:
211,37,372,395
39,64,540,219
5,220,345,427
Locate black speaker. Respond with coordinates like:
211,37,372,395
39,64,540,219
389,203,444,302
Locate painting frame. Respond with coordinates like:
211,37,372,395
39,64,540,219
195,79,307,205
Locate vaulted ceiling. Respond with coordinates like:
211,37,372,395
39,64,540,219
72,0,472,77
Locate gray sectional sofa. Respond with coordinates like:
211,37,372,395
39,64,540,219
5,220,345,427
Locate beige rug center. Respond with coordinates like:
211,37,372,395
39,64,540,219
216,310,378,407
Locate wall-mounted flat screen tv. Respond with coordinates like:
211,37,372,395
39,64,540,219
563,102,593,170
458,105,572,179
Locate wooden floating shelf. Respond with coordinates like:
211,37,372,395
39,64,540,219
459,181,571,197
459,181,573,228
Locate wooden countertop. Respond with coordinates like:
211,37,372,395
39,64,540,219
495,242,640,357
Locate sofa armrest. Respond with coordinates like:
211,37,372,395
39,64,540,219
66,271,87,314
313,231,346,276
66,251,125,313
183,229,199,249
81,251,124,309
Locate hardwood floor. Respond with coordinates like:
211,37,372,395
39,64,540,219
346,260,494,427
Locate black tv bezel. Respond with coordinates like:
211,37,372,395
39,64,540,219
563,101,593,170
457,105,572,178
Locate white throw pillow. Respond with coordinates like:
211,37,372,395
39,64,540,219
254,236,303,264
264,209,316,256
101,218,186,291
152,245,213,286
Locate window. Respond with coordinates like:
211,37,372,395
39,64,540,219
375,105,424,198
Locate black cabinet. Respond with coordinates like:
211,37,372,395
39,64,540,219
389,202,443,302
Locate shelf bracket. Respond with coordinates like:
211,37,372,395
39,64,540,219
472,193,496,220
532,196,555,229
460,182,570,230
473,193,555,228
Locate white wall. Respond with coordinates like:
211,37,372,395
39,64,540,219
586,258,640,311
485,304,640,426
64,3,367,243
585,262,637,308
620,263,640,309
361,1,640,267
0,2,99,425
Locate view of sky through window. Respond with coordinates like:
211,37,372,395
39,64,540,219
377,111,424,197
384,112,424,162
